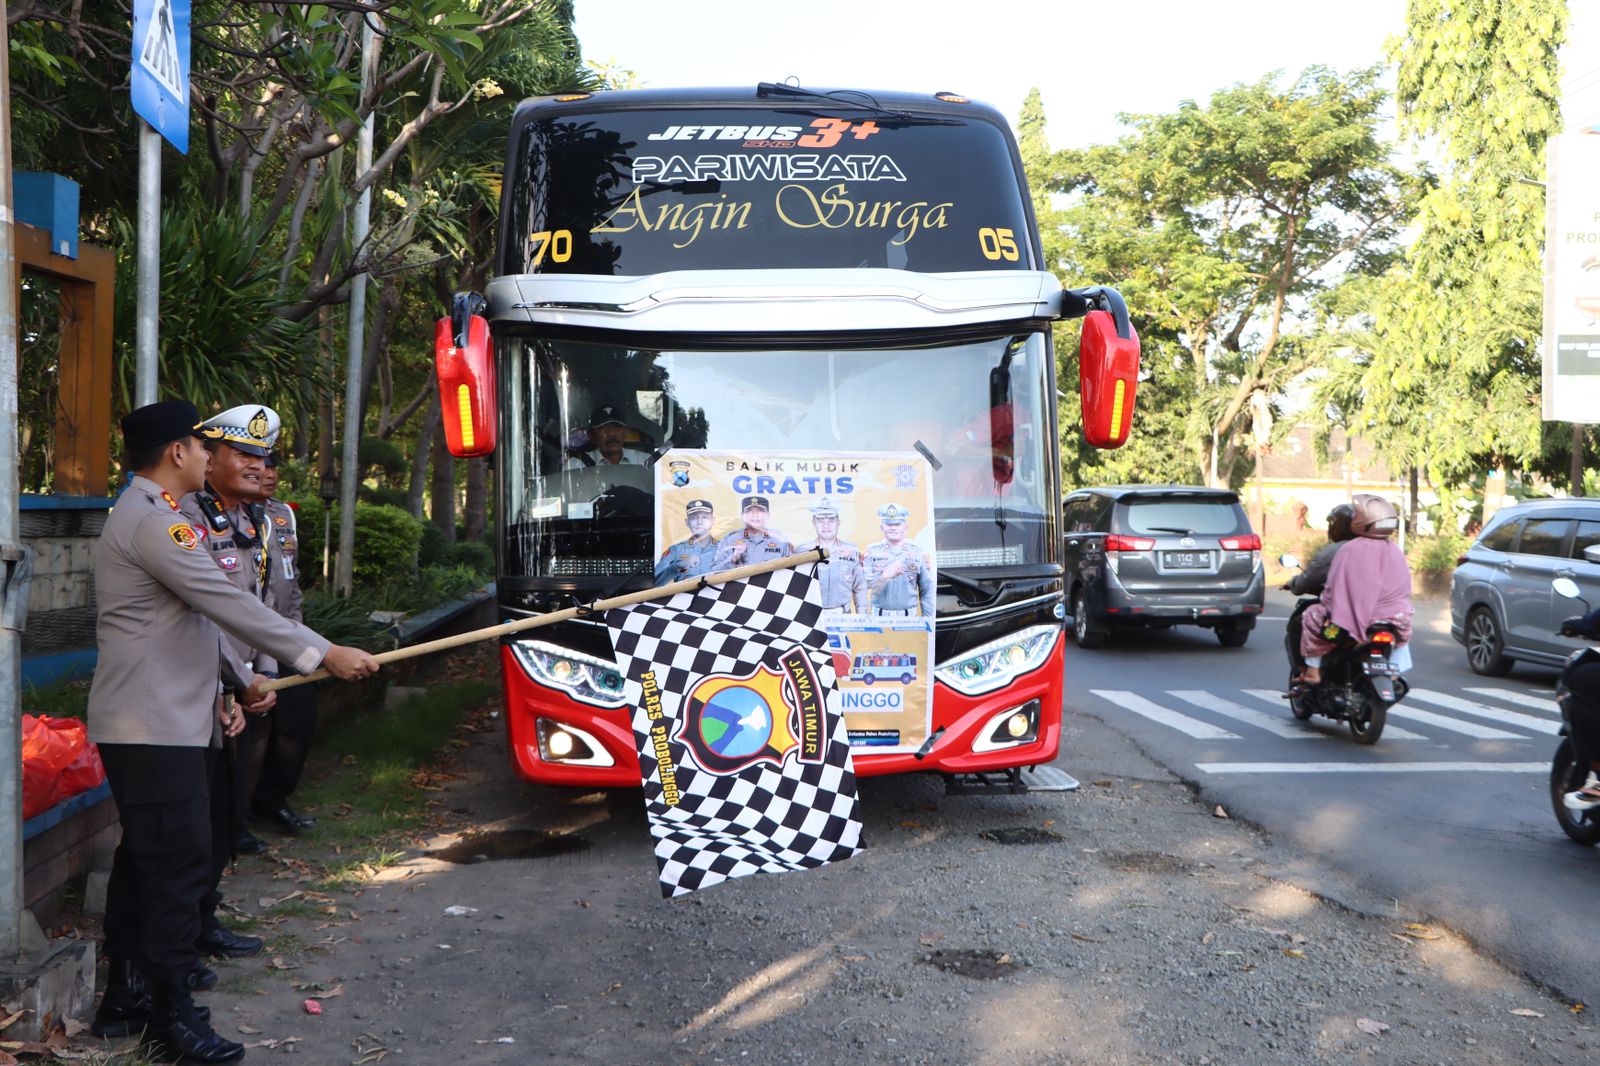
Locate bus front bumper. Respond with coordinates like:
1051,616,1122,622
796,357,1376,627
499,637,1065,787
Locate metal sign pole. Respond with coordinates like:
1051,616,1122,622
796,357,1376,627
0,11,27,960
134,120,161,407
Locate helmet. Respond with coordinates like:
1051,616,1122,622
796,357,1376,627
1350,494,1399,539
1326,503,1356,541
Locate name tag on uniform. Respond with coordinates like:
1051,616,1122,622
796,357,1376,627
282,556,296,580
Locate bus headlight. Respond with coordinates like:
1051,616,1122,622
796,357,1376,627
934,626,1060,696
511,640,629,708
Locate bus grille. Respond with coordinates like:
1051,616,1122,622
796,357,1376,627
547,557,652,577
936,546,1024,567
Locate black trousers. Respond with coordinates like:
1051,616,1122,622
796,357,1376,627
251,683,318,811
99,744,210,981
199,742,236,931
1566,661,1600,771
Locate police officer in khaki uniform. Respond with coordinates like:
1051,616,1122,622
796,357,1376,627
711,495,793,570
249,450,320,836
863,502,935,616
654,499,718,585
796,497,866,612
88,401,379,1063
178,405,281,962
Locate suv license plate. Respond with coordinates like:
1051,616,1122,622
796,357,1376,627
1162,551,1210,569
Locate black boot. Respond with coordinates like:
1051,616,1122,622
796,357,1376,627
143,975,244,1064
92,961,212,1038
90,959,150,1038
196,923,263,959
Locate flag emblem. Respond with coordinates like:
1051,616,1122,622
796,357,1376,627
608,568,863,896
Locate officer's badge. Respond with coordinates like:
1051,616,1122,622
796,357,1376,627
168,523,198,550
218,554,240,571
670,459,691,487
247,408,269,440
894,464,916,489
273,515,288,526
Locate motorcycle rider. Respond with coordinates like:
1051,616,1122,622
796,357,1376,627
1284,504,1356,679
1299,494,1413,686
1556,609,1600,810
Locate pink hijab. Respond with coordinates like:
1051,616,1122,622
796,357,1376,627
1320,535,1414,643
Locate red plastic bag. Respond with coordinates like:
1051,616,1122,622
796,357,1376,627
21,715,105,819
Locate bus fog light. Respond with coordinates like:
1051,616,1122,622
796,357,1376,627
534,719,615,767
973,700,1041,752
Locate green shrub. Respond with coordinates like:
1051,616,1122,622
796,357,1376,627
442,540,494,576
417,521,448,568
359,485,407,509
1411,533,1468,574
301,590,396,651
417,564,488,605
358,436,408,479
284,499,423,592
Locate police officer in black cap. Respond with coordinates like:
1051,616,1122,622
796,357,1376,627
711,495,793,570
88,401,381,1063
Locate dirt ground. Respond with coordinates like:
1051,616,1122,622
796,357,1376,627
86,685,1598,1065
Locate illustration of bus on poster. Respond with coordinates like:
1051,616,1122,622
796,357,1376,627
654,451,936,753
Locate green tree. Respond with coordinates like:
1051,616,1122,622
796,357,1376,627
1325,0,1568,494
1041,67,1410,488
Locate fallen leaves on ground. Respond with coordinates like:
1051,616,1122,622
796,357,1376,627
1214,805,1229,818
1355,1018,1390,1036
1509,1008,1544,1018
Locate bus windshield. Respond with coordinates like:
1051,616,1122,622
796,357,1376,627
499,333,1058,580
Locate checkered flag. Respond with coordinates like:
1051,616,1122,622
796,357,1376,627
607,567,863,897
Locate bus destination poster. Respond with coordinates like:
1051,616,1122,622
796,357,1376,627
652,450,936,753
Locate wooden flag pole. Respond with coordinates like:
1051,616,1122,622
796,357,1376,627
259,548,830,693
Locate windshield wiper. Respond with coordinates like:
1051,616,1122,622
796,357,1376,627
1142,526,1193,535
942,570,1006,609
755,82,962,126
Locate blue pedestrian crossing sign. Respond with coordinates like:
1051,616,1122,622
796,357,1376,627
131,0,190,153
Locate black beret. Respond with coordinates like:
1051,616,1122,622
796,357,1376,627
122,400,201,453
263,453,279,469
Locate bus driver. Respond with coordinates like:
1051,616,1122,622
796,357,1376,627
565,403,650,469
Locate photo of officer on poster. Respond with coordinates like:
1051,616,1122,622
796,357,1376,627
654,451,936,753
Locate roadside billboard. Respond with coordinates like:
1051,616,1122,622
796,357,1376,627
1543,133,1600,423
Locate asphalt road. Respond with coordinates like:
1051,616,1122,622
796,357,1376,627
1063,587,1600,1002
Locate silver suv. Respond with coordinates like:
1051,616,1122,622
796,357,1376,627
1063,486,1266,648
1450,498,1600,675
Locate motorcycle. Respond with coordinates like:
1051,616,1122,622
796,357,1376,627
1548,576,1600,846
1278,554,1409,744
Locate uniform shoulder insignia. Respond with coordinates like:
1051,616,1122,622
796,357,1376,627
169,523,199,550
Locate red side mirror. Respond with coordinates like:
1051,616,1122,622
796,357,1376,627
435,314,497,457
1078,309,1140,449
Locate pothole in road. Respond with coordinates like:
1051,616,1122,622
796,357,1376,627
1097,850,1188,874
919,949,1021,980
428,829,591,864
977,826,1063,845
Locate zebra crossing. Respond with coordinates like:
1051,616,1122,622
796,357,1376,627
1087,683,1561,746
